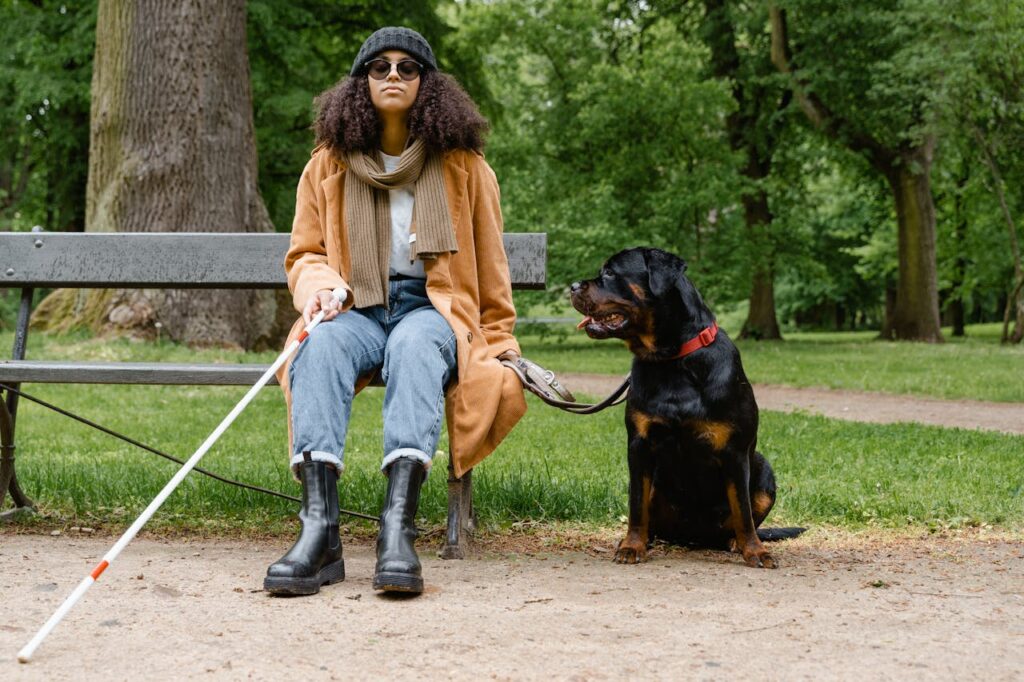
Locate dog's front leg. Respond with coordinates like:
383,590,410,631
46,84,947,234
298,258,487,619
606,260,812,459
723,447,776,569
616,416,654,564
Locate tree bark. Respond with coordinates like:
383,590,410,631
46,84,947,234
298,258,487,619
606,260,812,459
948,168,969,337
739,187,782,340
884,148,943,343
36,0,276,348
880,283,897,340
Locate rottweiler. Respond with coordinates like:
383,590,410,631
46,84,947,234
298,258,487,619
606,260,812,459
570,247,804,568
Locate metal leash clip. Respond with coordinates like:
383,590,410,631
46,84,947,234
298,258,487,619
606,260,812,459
499,353,629,414
500,354,576,403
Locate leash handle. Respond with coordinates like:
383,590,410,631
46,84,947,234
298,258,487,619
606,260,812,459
501,356,629,414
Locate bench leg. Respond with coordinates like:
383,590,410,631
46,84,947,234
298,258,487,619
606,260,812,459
2,288,37,519
440,455,475,559
0,390,35,520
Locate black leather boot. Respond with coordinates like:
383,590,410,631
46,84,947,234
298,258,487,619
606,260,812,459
373,457,426,594
264,453,344,596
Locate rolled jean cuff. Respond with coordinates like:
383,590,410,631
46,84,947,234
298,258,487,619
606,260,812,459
290,450,344,474
381,448,432,475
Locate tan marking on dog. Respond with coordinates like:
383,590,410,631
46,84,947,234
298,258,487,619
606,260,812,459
631,473,653,547
726,482,774,568
725,482,745,538
690,420,733,450
625,308,658,358
630,411,665,439
628,283,646,300
628,334,657,356
752,491,774,520
616,474,652,563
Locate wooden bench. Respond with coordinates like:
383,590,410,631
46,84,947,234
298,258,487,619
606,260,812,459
0,229,546,558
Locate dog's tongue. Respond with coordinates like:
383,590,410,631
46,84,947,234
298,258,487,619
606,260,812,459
576,316,592,330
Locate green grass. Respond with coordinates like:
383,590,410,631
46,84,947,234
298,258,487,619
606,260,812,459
515,322,1024,403
1,327,1021,535
5,382,1022,534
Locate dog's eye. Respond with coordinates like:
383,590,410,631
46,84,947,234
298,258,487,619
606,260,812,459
601,269,615,280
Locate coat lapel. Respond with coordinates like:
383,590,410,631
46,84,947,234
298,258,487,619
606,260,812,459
423,156,468,320
321,168,346,270
443,156,469,239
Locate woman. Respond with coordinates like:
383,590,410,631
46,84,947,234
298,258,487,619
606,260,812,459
265,27,526,597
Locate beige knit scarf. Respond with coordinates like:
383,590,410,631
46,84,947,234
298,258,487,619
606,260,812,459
344,138,458,308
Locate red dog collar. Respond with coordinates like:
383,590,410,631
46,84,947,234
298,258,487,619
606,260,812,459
674,322,719,359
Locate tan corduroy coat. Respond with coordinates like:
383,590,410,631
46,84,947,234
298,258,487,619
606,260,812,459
277,144,527,477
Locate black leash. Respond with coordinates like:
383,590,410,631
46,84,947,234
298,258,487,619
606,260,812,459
0,382,380,523
0,358,624,522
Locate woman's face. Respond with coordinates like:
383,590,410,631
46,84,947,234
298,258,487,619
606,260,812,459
367,50,421,117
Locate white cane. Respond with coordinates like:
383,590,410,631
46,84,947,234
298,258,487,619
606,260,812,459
17,288,347,664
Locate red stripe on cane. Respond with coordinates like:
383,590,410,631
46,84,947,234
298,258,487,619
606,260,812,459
298,330,309,342
90,560,109,580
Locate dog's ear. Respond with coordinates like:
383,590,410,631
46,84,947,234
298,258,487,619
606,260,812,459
644,248,689,299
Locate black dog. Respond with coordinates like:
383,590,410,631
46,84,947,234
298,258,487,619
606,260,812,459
570,247,803,568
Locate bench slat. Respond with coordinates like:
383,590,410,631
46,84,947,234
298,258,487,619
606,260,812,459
1,232,546,289
0,360,276,386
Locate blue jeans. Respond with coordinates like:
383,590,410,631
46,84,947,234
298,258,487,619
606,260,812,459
288,278,457,475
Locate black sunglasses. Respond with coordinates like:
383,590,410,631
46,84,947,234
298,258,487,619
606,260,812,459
364,58,423,82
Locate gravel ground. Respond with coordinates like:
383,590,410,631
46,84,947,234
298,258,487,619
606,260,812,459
3,383,1022,680
1,531,1022,680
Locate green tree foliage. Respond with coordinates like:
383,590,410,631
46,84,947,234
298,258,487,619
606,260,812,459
930,0,1024,341
3,0,1021,342
246,0,457,232
770,0,949,341
459,0,745,305
764,0,1024,335
0,0,94,233
693,0,793,339
770,134,894,329
0,1,458,236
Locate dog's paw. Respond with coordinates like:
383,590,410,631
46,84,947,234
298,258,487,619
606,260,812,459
742,548,777,569
614,539,647,564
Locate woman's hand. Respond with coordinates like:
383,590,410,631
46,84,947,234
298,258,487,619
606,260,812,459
303,289,345,324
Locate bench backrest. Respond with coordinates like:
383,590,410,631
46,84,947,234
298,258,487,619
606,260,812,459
1,232,547,290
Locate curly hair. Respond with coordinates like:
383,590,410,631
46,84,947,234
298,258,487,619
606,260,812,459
313,69,489,156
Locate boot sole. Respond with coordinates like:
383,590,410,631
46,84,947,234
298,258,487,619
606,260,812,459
373,571,423,594
264,559,345,596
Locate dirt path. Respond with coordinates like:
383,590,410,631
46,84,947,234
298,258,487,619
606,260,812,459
3,381,1022,679
1,531,1022,680
561,373,1024,435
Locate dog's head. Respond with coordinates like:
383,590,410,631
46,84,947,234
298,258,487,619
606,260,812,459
570,247,707,354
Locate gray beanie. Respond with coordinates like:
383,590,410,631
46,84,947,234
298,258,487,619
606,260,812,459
350,27,437,76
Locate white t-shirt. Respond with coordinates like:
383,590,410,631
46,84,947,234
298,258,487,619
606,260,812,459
381,152,426,279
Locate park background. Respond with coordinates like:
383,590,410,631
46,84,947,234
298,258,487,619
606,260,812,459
1,0,1022,537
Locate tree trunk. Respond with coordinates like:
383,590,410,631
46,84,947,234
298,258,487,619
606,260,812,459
882,149,943,343
769,6,943,343
948,169,968,337
948,290,966,338
1004,278,1024,344
742,263,781,339
880,282,897,340
35,0,276,348
701,0,783,341
739,188,782,340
